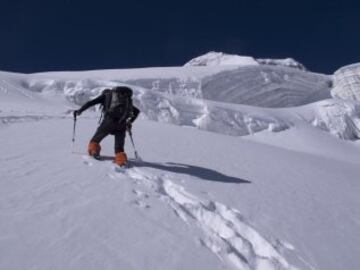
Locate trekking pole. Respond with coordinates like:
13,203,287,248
72,113,77,151
128,129,141,161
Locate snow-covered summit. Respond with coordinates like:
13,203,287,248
185,51,307,71
184,51,259,67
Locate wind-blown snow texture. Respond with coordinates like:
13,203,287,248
1,57,360,270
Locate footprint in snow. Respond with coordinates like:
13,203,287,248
82,157,93,166
131,189,151,209
132,189,150,199
132,199,151,209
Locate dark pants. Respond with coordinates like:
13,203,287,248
90,117,126,153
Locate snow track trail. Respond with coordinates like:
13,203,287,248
115,165,300,270
81,152,300,270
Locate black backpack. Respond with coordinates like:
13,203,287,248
102,87,133,122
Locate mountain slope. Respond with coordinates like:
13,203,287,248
1,117,360,270
1,65,360,270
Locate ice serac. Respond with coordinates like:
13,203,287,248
3,66,359,141
332,63,360,101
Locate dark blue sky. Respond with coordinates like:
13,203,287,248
0,0,359,74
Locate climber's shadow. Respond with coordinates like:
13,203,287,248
135,161,251,184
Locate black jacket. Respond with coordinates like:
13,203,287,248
79,93,140,124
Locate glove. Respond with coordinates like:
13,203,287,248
126,121,132,131
73,110,81,118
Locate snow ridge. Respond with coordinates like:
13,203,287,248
185,51,259,67
256,58,306,71
185,51,306,71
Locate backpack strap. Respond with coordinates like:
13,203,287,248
116,96,130,123
102,89,112,114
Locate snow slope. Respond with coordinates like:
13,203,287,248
1,65,360,270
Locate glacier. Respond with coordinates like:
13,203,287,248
1,54,360,270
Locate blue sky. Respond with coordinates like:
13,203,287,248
0,0,358,73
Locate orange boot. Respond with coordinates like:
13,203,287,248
88,142,101,157
115,152,128,166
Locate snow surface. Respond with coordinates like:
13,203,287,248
1,64,360,270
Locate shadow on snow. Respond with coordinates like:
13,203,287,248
137,160,251,184
96,155,251,184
